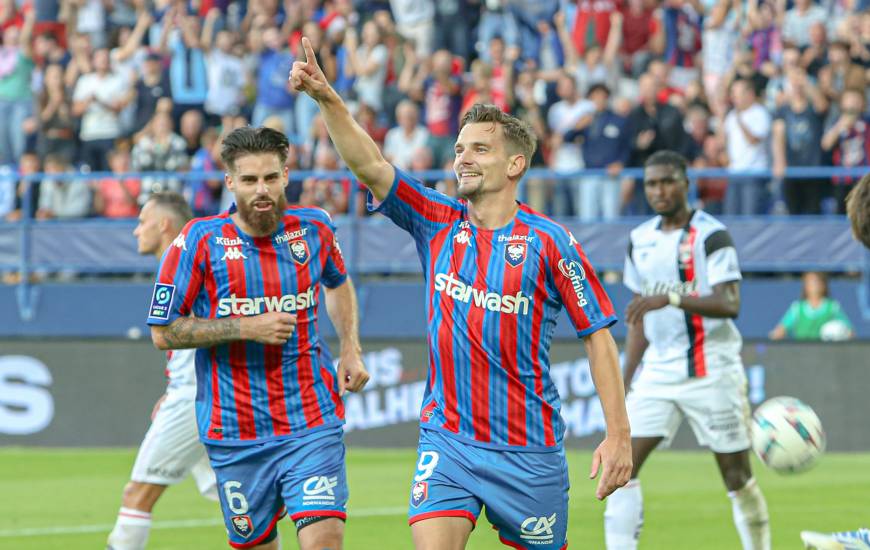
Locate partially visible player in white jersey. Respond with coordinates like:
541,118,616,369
800,174,870,550
107,192,218,550
604,150,771,550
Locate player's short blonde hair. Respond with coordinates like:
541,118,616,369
460,104,537,178
846,173,870,249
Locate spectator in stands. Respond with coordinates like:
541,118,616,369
772,68,829,214
202,9,247,122
744,0,782,72
821,88,870,213
702,0,742,119
461,59,510,117
782,0,827,48
355,101,388,146
482,37,513,111
132,112,188,201
572,0,619,58
818,40,866,116
162,7,207,123
179,109,204,157
399,48,462,167
722,78,772,215
562,11,623,96
682,105,710,161
694,134,729,214
0,8,34,166
507,0,558,62
433,0,471,61
627,73,688,167
72,47,132,172
251,25,296,138
64,32,92,90
299,147,349,216
389,0,434,57
72,0,108,49
131,51,170,135
302,113,338,170
3,152,39,221
92,148,140,218
187,127,222,217
565,83,630,220
345,21,389,113
35,63,76,163
547,71,595,216
36,154,90,219
383,99,430,170
801,22,828,78
769,272,853,340
32,31,68,68
109,11,152,83
620,0,661,78
659,0,704,89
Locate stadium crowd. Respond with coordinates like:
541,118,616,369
0,0,868,222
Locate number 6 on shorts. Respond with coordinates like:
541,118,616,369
414,451,439,481
223,480,249,514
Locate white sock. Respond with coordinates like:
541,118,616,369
728,478,770,550
107,507,152,550
604,479,643,550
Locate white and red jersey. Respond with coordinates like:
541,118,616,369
624,210,743,383
165,348,196,398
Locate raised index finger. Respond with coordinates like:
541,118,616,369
301,37,318,67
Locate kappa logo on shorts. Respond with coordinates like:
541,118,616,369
410,481,428,508
148,283,175,320
231,515,253,538
504,242,527,268
289,239,311,266
520,514,557,545
302,476,338,505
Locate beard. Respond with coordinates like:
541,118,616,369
237,193,287,235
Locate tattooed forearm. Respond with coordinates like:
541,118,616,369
161,316,242,349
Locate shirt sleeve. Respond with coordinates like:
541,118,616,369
366,165,462,243
545,227,618,338
320,215,348,289
146,220,208,326
623,237,642,294
743,107,772,140
779,301,798,332
704,229,742,287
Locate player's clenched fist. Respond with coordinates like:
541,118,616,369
242,312,298,345
337,351,370,396
288,37,331,102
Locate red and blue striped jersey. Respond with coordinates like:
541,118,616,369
146,205,348,445
368,168,617,451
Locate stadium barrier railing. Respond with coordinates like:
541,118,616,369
1,166,868,321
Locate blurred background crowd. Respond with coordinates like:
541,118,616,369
0,0,868,223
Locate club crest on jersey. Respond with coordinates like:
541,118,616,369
410,481,428,508
231,515,253,538
504,243,527,268
289,239,311,266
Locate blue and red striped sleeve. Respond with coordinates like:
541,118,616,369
313,210,348,289
146,219,208,326
366,166,462,241
543,226,617,338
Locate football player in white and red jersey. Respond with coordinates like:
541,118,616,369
107,192,218,550
604,150,771,550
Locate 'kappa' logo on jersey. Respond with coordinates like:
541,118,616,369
302,476,338,504
231,515,253,538
520,514,557,543
171,233,187,250
454,229,472,246
410,481,428,508
504,243,527,268
289,240,311,265
221,246,248,261
148,283,175,320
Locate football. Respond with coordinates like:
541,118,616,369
751,397,826,474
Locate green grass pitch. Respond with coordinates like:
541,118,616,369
1,447,867,549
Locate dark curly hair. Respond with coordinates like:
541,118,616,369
220,126,289,171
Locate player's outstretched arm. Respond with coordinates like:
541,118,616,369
622,304,649,393
288,37,394,201
584,328,632,501
324,277,369,395
151,312,297,350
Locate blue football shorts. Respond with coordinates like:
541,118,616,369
408,428,570,549
205,424,348,549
